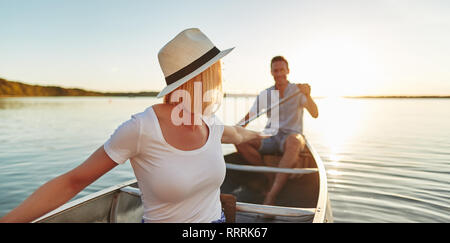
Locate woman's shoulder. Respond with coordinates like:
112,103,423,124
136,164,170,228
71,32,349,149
151,103,173,112
127,104,167,131
151,103,169,111
149,103,172,121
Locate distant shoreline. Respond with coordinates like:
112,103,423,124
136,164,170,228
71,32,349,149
1,77,449,98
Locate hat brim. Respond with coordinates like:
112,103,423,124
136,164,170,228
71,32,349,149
156,47,234,99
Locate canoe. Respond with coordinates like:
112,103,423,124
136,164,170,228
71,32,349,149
33,138,332,223
221,138,333,223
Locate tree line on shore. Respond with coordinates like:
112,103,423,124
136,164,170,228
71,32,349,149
0,77,257,98
0,77,159,97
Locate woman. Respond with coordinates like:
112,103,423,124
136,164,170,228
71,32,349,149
0,28,266,223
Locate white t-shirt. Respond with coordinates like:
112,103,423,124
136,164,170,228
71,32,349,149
103,106,226,223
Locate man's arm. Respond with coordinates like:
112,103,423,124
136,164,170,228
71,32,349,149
297,83,319,118
304,95,319,118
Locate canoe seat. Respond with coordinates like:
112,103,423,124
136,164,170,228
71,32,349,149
219,198,316,221
262,151,316,179
236,202,316,217
225,163,318,175
263,151,314,168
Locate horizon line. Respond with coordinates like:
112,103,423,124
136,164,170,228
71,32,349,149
1,76,450,98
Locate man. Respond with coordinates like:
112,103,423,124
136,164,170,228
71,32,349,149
235,56,319,206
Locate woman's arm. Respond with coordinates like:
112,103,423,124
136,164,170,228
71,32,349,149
0,145,118,223
221,125,267,144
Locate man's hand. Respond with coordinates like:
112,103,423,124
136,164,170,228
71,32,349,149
296,83,311,97
296,83,318,118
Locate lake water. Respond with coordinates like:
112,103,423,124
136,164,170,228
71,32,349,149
0,96,449,222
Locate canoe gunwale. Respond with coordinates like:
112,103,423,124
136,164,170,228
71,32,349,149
33,179,138,223
305,139,331,223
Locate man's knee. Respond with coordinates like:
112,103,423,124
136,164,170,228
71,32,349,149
284,134,305,152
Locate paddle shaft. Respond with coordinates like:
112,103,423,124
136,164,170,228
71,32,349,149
236,89,303,127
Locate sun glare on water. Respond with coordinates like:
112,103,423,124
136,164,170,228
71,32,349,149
306,96,367,175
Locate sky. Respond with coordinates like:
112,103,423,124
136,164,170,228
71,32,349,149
1,0,449,96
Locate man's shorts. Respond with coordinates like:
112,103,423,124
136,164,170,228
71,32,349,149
258,130,303,155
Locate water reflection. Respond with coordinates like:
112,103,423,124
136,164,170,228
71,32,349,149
0,97,449,222
0,98,29,109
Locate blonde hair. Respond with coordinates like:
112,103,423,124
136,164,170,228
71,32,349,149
163,60,223,115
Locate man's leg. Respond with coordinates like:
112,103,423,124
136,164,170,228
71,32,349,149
234,138,264,166
263,134,306,205
235,138,275,190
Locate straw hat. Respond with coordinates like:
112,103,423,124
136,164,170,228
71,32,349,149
156,28,234,98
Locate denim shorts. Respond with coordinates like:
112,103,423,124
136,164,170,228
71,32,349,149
211,211,226,223
259,131,303,155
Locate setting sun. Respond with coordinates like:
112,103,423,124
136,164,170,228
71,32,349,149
290,36,381,97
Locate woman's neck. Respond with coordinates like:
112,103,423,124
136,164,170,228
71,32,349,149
169,103,203,130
